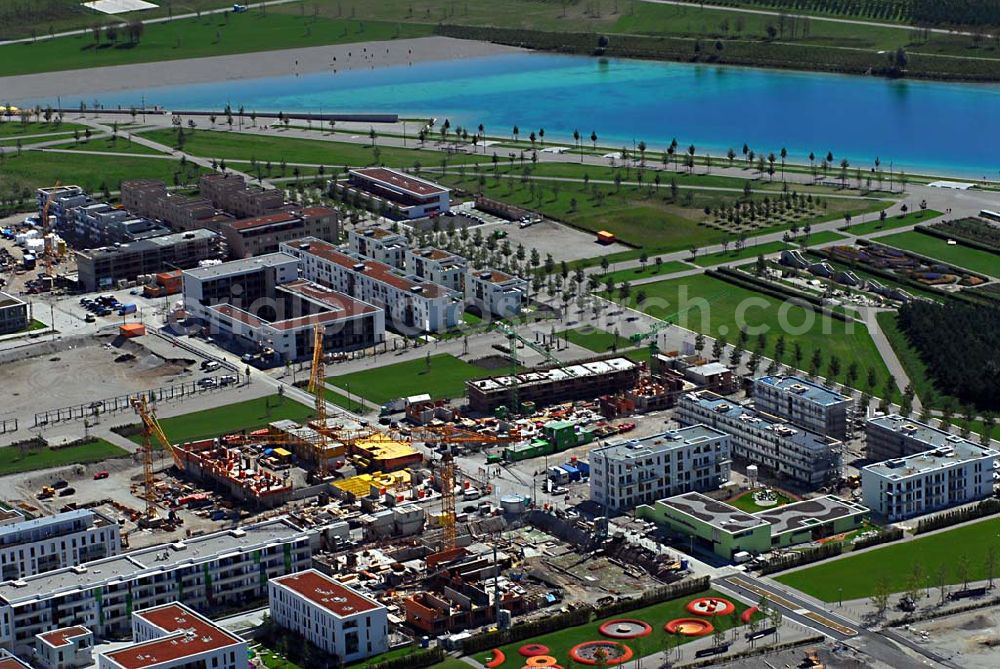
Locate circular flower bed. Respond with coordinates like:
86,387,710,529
518,644,551,658
598,619,653,639
526,657,557,667
664,618,714,637
486,649,506,668
568,641,634,666
685,597,736,617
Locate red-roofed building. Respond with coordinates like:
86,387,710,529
220,207,338,258
346,168,450,220
281,238,462,334
35,626,93,669
268,570,388,662
97,603,247,669
0,650,32,669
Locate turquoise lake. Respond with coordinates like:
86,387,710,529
86,52,999,177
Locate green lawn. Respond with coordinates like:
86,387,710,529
323,387,370,415
692,240,789,267
480,589,751,667
0,150,207,192
843,209,943,236
876,231,999,278
598,261,691,283
139,128,483,169
726,489,794,513
797,230,847,246
0,14,433,77
327,354,496,405
776,517,1000,601
612,273,893,393
0,439,128,476
58,137,166,156
558,327,629,353
0,121,86,137
138,395,314,445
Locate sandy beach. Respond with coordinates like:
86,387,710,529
0,36,524,104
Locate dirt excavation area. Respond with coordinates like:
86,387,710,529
898,608,1000,668
0,333,198,434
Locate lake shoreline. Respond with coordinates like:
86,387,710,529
0,36,525,104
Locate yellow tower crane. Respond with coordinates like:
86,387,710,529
307,324,331,480
130,395,181,522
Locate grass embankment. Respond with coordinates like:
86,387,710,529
0,150,206,192
796,230,846,245
776,517,1000,601
0,439,128,476
139,128,483,170
843,209,943,236
57,136,167,156
322,388,370,415
327,354,498,405
133,395,314,445
0,121,87,137
611,273,893,390
598,261,692,283
481,589,750,667
692,240,790,267
875,230,999,278
0,13,432,77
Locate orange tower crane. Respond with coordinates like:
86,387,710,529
307,324,332,479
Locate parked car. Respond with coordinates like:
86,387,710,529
93,470,109,480
198,378,217,388
58,487,75,497
52,479,69,489
219,375,238,386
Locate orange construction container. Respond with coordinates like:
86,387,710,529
597,230,616,244
119,323,146,338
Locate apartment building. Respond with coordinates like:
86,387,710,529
281,237,462,334
753,375,852,440
36,186,87,227
866,413,991,461
222,207,338,258
466,358,641,412
34,627,92,669
65,203,170,248
75,229,226,291
862,436,998,521
120,180,220,232
182,253,299,313
404,247,467,291
346,168,450,219
0,650,31,669
199,173,283,218
0,519,312,654
0,509,120,582
465,268,528,318
348,226,409,268
98,603,247,669
0,293,28,336
677,391,842,488
589,425,731,513
269,570,388,662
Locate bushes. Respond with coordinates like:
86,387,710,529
368,648,444,669
916,499,1000,534
595,576,710,618
759,543,842,575
852,526,903,550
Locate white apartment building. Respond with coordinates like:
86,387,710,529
866,413,993,461
677,391,842,488
281,237,462,334
589,425,731,513
348,226,409,268
269,569,388,662
347,168,450,220
34,626,92,669
98,603,247,669
404,247,468,292
0,509,120,582
465,268,528,318
0,519,312,655
862,439,998,522
752,375,853,440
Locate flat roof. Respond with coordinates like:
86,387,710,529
868,414,984,451
755,375,850,406
0,652,31,669
283,238,451,298
864,440,998,479
77,229,219,260
470,268,525,286
104,603,242,669
351,167,448,197
182,252,298,280
37,625,91,648
468,358,638,393
0,292,26,309
593,425,727,461
0,518,308,606
660,491,768,534
228,211,300,232
354,225,405,241
754,495,869,536
272,569,382,617
210,280,379,333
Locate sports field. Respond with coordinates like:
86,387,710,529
776,518,1000,601
327,354,497,405
615,273,891,388
876,231,998,277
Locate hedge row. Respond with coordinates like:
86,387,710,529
915,498,1000,534
708,267,856,324
434,25,1000,82
852,526,903,550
